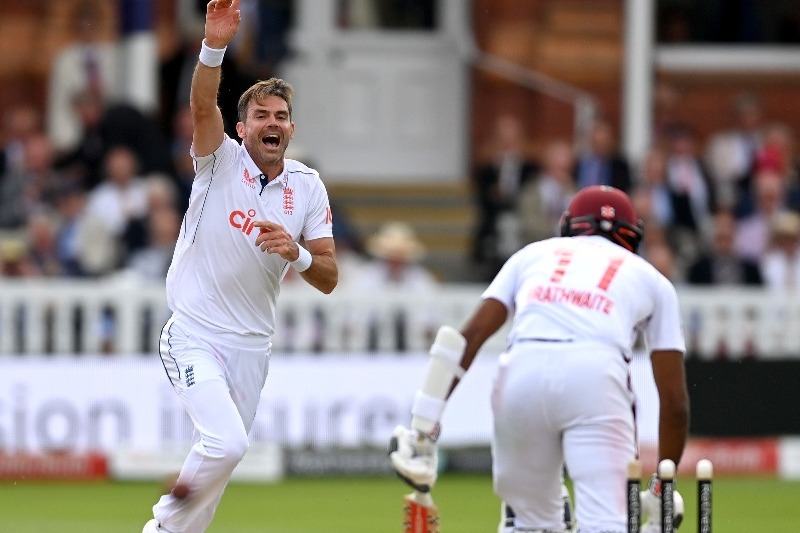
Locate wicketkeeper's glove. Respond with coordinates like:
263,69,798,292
640,473,685,532
387,424,438,493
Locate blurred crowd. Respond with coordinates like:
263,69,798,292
0,0,291,282
470,88,800,297
2,1,800,304
0,0,447,355
0,0,439,287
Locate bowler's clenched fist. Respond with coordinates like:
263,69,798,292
253,220,300,261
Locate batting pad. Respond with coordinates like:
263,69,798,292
421,326,466,397
412,326,467,434
429,326,467,374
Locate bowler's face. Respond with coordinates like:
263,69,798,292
237,95,295,170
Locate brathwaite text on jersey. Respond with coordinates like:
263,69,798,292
527,284,614,314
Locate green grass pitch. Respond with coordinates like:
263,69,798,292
1,473,798,532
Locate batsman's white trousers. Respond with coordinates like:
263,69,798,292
152,316,270,533
492,340,636,533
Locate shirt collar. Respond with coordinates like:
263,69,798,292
241,144,287,187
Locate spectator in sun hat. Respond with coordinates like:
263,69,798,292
366,221,427,264
351,222,439,352
761,210,800,293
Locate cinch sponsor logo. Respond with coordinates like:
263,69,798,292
229,208,258,235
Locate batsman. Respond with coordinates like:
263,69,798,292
389,186,690,532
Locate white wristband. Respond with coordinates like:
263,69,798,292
199,40,226,67
291,245,313,272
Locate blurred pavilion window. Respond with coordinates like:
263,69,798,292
657,0,800,44
338,0,437,30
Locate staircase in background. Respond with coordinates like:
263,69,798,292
329,182,480,282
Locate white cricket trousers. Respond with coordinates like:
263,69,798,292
491,340,637,533
152,316,270,533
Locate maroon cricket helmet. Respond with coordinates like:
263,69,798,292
560,185,644,253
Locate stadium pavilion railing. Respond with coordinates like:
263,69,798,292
0,278,794,359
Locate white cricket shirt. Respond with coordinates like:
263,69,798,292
483,235,685,356
166,136,333,337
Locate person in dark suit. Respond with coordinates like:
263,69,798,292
54,90,172,192
664,123,718,233
687,209,763,286
573,119,632,193
471,114,538,274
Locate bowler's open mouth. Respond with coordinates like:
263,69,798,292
262,134,280,147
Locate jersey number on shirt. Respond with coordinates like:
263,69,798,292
550,249,625,291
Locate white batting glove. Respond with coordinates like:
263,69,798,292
640,474,685,532
388,425,438,493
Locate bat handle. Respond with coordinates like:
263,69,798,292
411,491,434,507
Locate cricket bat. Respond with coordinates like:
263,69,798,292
403,491,440,533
